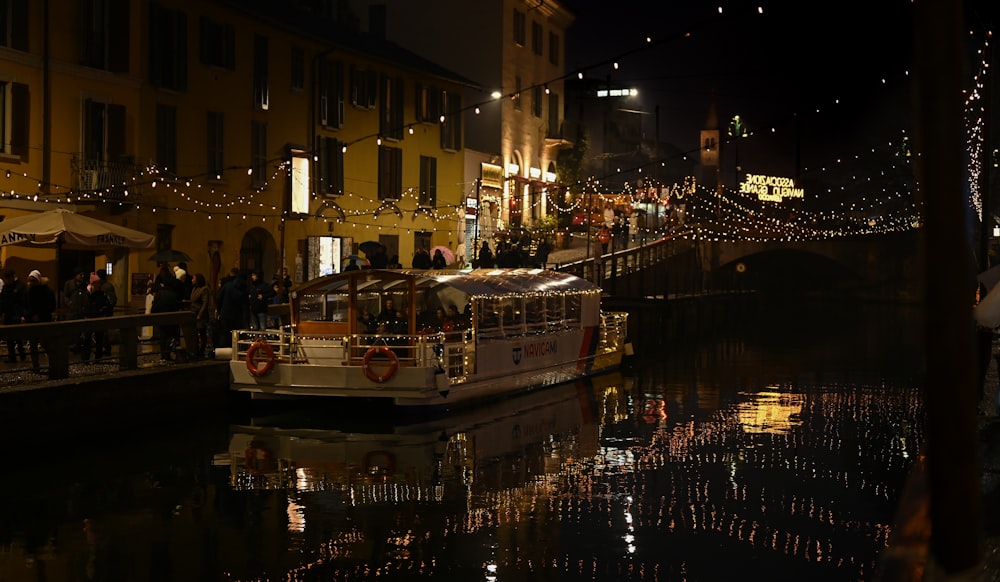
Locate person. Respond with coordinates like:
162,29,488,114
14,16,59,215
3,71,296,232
269,280,287,328
412,247,432,269
64,268,89,353
82,272,113,362
277,267,293,293
150,276,182,361
215,268,248,348
174,265,192,302
431,248,447,269
344,260,361,272
189,273,210,358
358,307,377,334
369,245,389,269
535,237,552,268
94,269,117,357
376,297,398,331
247,270,273,331
23,270,55,372
0,269,26,362
63,269,86,314
477,242,494,268
597,225,612,255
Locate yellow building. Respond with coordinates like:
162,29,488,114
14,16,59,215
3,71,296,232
0,0,474,308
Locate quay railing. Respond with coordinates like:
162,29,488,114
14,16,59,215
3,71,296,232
0,311,196,380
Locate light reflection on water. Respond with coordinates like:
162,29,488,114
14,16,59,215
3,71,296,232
0,302,923,581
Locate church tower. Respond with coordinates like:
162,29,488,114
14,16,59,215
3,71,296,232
699,92,720,188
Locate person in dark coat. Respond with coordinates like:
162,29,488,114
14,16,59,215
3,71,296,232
431,249,448,269
150,276,182,361
534,237,552,268
23,270,55,372
477,242,494,268
0,269,26,362
369,245,389,269
247,270,274,330
412,247,432,269
215,268,247,348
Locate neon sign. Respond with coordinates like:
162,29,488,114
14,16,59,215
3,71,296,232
739,174,804,202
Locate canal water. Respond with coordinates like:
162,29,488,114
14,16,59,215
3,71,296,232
0,300,925,581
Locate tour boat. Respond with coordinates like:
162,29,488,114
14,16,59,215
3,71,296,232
227,268,630,408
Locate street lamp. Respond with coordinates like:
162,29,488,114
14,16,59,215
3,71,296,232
728,115,748,187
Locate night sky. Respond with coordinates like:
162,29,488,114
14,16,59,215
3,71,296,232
563,1,997,179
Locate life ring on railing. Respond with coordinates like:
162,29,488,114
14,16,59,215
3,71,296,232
245,340,276,377
361,345,398,383
363,449,396,480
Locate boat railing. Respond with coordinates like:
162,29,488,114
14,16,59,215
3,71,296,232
233,327,471,377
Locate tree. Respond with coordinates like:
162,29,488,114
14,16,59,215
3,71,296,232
556,124,590,229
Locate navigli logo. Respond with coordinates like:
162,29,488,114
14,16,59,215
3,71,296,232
512,346,522,365
512,339,557,366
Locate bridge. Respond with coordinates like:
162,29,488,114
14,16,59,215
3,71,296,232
555,228,920,301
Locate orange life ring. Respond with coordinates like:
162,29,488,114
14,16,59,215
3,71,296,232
362,345,398,383
245,340,276,377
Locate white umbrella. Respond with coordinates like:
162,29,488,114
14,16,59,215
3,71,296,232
974,282,1000,328
0,207,155,249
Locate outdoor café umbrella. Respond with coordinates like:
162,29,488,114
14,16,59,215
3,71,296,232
0,207,155,249
359,240,382,255
345,254,370,268
430,245,455,265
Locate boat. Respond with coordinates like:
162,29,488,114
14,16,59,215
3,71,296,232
227,268,630,407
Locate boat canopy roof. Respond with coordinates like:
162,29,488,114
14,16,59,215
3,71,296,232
291,268,601,299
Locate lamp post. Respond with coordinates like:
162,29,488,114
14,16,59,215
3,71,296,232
727,115,748,188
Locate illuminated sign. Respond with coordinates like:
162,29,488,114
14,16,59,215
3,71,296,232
466,197,478,219
481,163,504,189
739,174,804,202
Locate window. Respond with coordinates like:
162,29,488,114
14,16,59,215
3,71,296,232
377,145,402,201
440,91,461,151
316,135,344,196
350,66,377,109
0,0,27,51
419,156,436,207
317,58,344,127
513,8,525,46
415,83,441,123
0,81,28,159
531,21,542,55
149,3,187,91
532,85,542,118
81,0,129,72
253,35,269,110
379,75,403,140
549,31,559,65
513,76,521,110
207,111,224,178
251,121,267,187
199,15,235,69
155,104,177,174
290,46,304,91
83,99,125,164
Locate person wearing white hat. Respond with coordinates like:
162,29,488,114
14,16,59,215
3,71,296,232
24,269,55,372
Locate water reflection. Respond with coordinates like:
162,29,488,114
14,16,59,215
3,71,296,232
0,303,924,581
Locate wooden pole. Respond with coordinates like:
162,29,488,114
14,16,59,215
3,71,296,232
913,0,984,574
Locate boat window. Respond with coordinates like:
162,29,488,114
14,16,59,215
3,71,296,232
565,293,582,324
298,293,324,322
525,294,545,331
326,293,350,322
545,294,564,329
476,297,501,338
500,297,524,336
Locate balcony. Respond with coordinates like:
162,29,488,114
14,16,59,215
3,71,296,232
73,156,143,212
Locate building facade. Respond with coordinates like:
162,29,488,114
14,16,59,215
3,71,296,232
346,0,574,257
0,0,474,306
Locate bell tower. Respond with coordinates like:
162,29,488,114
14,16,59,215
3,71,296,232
699,91,720,187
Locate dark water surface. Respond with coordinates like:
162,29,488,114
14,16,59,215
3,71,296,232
0,301,924,581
